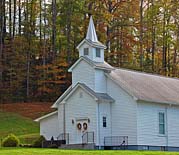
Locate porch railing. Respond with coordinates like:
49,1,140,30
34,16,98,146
104,136,128,148
82,132,94,144
57,133,69,144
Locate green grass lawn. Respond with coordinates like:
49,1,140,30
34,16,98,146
0,111,39,144
0,148,179,155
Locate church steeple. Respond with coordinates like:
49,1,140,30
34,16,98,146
86,16,98,42
77,16,106,63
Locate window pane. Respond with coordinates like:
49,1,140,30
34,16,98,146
159,124,165,134
103,116,107,127
96,48,101,57
159,113,164,123
84,48,89,56
159,112,165,134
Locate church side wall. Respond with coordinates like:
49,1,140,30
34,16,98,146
106,78,138,145
137,102,179,148
99,102,111,146
40,113,59,140
168,106,179,147
58,104,65,135
94,69,107,93
72,60,95,90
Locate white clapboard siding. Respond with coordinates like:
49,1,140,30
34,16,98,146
79,43,104,63
64,87,97,144
72,60,95,90
99,102,111,146
92,48,104,63
79,43,93,60
94,69,107,93
58,104,65,135
107,78,137,145
167,106,179,147
40,113,59,140
137,102,167,146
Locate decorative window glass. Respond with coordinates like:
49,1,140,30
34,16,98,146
84,48,89,56
96,48,101,57
159,112,165,134
103,116,107,128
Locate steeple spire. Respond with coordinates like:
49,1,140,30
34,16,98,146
86,16,98,42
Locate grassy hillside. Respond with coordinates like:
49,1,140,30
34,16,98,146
0,111,39,144
0,148,179,155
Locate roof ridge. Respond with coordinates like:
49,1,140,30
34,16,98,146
109,67,179,105
114,67,179,81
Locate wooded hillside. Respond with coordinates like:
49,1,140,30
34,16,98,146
0,0,179,103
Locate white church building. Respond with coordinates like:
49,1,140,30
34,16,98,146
35,17,179,151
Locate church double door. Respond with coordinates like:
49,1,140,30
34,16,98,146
76,120,88,144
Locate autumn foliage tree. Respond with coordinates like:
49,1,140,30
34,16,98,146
0,0,178,103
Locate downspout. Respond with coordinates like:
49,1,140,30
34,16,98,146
110,102,112,137
97,101,101,149
165,106,168,150
63,103,66,134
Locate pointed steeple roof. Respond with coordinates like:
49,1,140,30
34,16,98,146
76,16,106,50
86,16,98,42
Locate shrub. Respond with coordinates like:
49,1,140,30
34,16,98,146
2,134,20,147
32,135,46,148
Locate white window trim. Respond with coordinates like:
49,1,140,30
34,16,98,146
84,48,89,56
96,48,101,58
158,111,166,136
102,115,107,128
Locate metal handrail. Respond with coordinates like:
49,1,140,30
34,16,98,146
104,136,128,147
82,131,94,144
57,133,69,144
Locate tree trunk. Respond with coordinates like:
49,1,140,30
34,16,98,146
13,0,16,37
151,0,155,72
66,0,72,65
52,0,56,61
0,0,5,104
9,0,12,37
0,1,3,84
39,0,42,43
18,0,21,35
25,0,30,102
162,10,167,74
43,0,47,94
26,47,30,102
139,0,144,70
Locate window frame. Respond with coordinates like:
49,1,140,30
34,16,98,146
84,48,89,56
158,112,165,135
102,116,107,128
96,48,101,58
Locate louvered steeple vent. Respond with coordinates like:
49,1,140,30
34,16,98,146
77,16,106,63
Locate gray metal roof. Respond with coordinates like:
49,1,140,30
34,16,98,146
34,111,58,122
80,83,114,102
77,16,106,50
68,56,114,72
83,56,114,71
86,16,98,42
108,68,179,105
85,39,106,49
52,83,114,108
52,86,73,108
